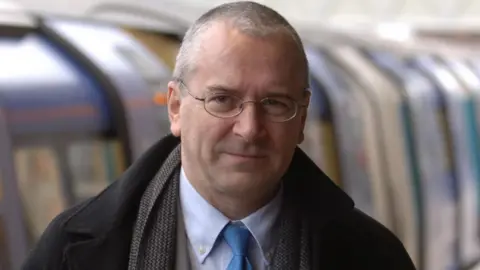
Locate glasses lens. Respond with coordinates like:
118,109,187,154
204,93,242,117
261,97,297,121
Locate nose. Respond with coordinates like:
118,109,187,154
232,102,265,142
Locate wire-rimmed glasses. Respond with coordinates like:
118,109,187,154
176,79,309,123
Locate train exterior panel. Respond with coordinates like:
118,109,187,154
42,18,169,161
0,34,110,137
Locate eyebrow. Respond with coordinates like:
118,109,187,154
205,84,295,99
206,84,241,95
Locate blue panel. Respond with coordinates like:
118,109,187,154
308,72,331,120
467,61,480,217
42,18,170,160
0,34,110,136
442,58,480,266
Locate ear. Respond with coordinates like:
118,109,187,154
167,81,182,137
297,91,311,144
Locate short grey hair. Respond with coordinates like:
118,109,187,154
172,1,309,87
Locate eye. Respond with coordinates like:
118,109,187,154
263,98,289,108
205,94,240,113
262,97,294,116
210,95,232,104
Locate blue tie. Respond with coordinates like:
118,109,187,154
223,223,253,270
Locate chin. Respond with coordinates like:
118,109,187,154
217,181,257,195
215,171,269,191
222,158,271,173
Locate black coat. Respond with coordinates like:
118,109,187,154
22,134,416,270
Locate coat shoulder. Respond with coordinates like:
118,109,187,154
321,208,417,270
21,198,93,270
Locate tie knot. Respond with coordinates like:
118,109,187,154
222,223,251,256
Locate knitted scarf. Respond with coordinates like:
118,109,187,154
127,145,313,269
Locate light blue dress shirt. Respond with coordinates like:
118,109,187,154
179,167,282,270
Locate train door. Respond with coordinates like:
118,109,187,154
322,51,394,231
39,17,168,162
0,109,27,270
327,46,413,236
365,49,455,268
301,54,340,185
322,46,394,231
0,66,28,270
0,23,36,270
442,57,480,268
0,27,123,267
409,54,465,270
299,70,326,175
305,46,375,219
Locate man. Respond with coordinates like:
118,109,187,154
23,1,416,270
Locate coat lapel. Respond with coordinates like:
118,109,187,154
62,135,182,270
271,147,355,269
64,227,131,270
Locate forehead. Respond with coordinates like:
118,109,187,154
191,21,305,95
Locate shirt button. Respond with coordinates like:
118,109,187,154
199,246,206,255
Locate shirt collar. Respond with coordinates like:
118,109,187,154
179,167,282,264
241,184,282,262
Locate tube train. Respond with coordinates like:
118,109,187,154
1,8,480,270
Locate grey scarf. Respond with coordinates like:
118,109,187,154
128,145,313,269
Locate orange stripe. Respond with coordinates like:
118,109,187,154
126,98,156,108
153,92,168,106
8,105,97,122
7,97,160,123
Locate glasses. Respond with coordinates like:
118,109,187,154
177,80,309,123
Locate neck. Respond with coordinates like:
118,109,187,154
183,168,281,220
205,183,281,220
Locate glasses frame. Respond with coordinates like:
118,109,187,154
175,79,309,123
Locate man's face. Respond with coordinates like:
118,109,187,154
168,22,309,197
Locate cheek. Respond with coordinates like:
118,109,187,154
180,106,204,157
181,107,231,156
270,122,301,147
201,119,233,152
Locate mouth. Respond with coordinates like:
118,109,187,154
224,152,267,159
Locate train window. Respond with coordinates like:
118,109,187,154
116,45,170,92
14,146,66,244
67,139,125,203
12,138,126,245
124,29,180,70
116,46,162,83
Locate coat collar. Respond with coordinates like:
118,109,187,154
283,145,355,225
64,134,181,237
62,134,354,269
63,134,182,270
